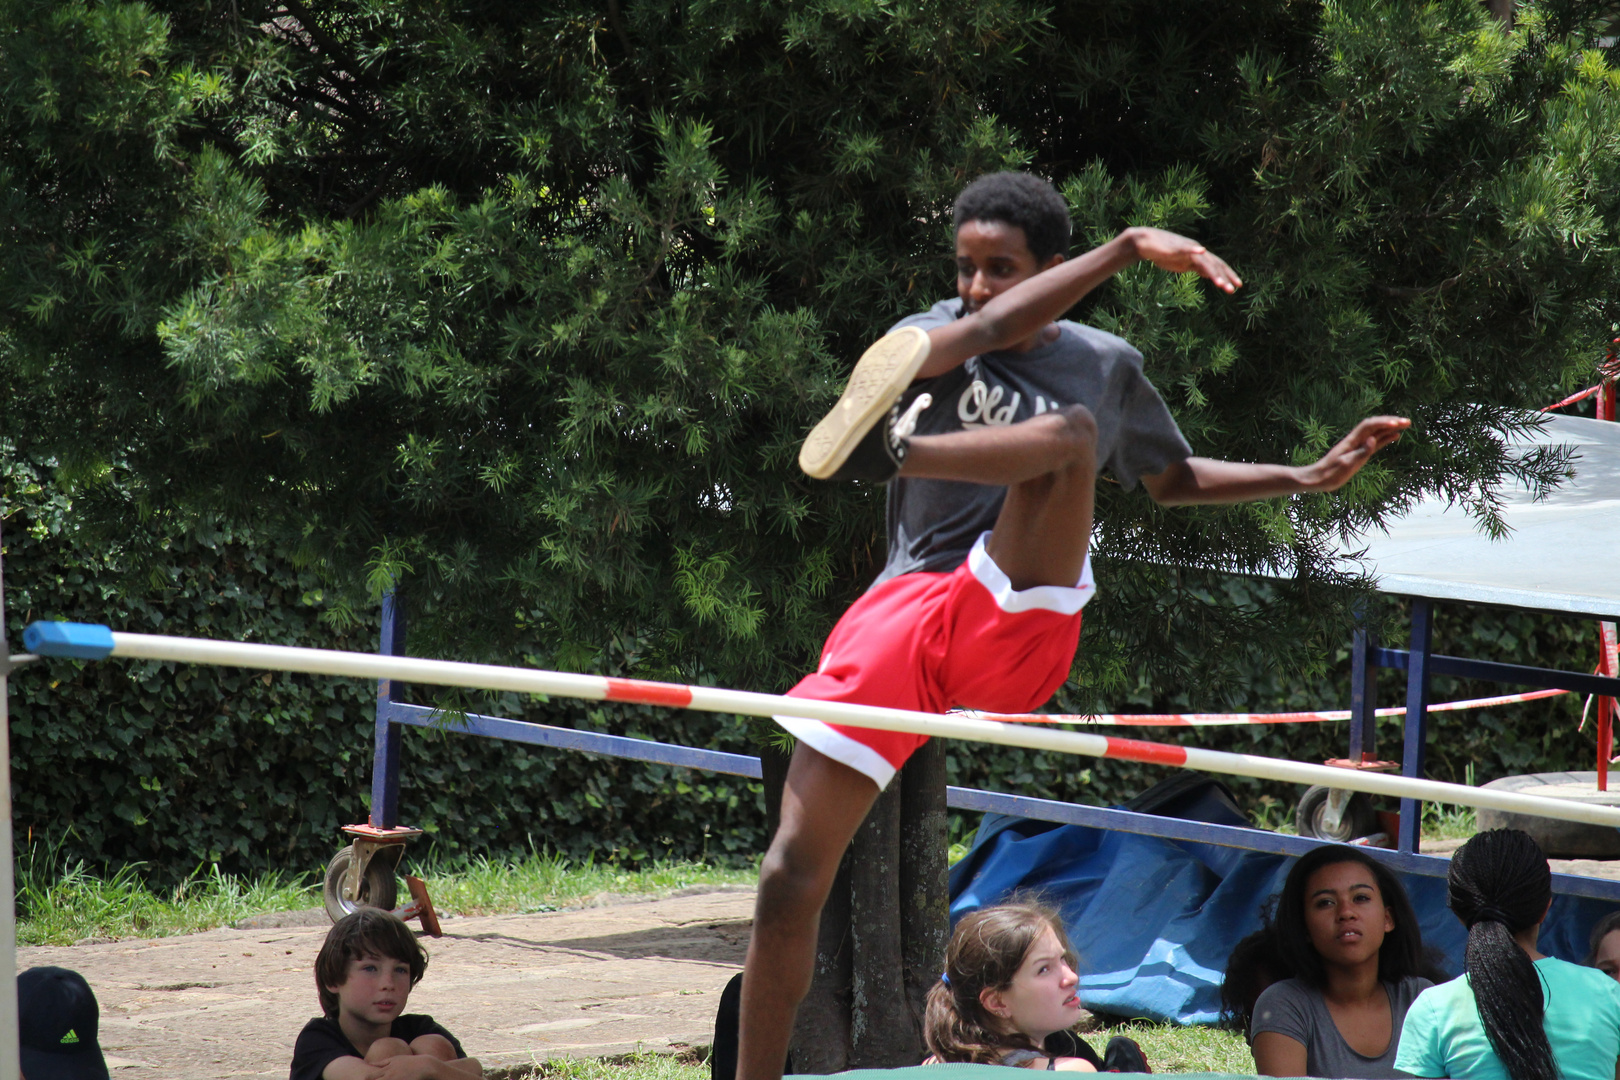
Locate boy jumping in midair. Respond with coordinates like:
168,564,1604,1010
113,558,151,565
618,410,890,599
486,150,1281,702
737,172,1409,1080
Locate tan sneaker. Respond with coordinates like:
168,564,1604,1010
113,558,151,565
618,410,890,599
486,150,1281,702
798,326,933,480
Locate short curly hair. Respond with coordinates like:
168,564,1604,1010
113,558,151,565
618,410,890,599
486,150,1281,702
315,907,428,1020
953,172,1072,264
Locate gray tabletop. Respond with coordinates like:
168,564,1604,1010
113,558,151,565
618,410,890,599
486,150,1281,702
1341,413,1620,620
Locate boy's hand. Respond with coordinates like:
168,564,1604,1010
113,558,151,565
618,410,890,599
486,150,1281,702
1124,226,1243,294
1300,416,1411,492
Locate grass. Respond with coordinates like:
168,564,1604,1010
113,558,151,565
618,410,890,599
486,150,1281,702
1109,1019,1253,1074
495,1055,712,1080
15,844,755,946
487,1026,1252,1079
417,850,755,917
495,1050,711,1080
16,849,318,946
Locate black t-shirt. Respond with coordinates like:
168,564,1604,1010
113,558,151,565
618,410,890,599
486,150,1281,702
876,299,1193,587
290,1015,466,1080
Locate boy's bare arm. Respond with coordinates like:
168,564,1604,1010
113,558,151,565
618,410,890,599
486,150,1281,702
1140,416,1411,506
918,227,1242,378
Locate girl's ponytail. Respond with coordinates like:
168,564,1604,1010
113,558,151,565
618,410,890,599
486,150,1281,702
1448,829,1557,1080
923,901,1072,1064
924,975,1005,1064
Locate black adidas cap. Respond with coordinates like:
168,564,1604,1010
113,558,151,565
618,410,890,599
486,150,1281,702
18,967,108,1080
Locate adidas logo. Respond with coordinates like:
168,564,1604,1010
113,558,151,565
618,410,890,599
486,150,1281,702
60,1029,79,1045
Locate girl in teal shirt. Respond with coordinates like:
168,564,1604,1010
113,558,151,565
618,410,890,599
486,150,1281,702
1394,829,1620,1080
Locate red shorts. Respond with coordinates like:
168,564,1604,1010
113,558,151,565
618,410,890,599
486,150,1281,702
776,532,1094,788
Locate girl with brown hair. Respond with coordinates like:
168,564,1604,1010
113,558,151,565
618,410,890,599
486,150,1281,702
923,899,1148,1072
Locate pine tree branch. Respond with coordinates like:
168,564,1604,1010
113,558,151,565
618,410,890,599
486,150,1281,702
272,0,380,93
1377,272,1463,299
606,0,634,60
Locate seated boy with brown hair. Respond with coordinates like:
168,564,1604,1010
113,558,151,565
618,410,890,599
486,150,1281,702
292,908,482,1080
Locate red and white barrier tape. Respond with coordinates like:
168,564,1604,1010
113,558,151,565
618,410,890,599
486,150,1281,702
72,629,1620,828
1542,384,1602,412
966,687,1571,727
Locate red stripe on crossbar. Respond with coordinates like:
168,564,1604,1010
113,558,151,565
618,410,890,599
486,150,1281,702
1102,737,1189,767
604,678,694,708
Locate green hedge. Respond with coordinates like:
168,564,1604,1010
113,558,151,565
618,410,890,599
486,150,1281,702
4,452,1610,884
950,575,1607,830
3,453,765,888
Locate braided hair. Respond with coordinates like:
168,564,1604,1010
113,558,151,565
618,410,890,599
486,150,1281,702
923,900,1076,1064
1448,828,1556,1080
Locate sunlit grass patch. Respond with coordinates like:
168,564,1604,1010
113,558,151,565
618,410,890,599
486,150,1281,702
1106,1019,1253,1073
15,843,756,945
17,849,317,946
416,851,755,917
495,1050,711,1080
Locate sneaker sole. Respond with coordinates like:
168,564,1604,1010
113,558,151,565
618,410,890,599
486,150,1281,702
798,326,932,479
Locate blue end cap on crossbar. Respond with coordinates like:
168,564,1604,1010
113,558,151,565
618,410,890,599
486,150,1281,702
23,621,114,660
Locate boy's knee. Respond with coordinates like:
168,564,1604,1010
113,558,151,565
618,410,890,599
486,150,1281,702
1023,405,1096,472
410,1033,458,1060
756,833,837,925
365,1037,413,1063
1052,404,1097,451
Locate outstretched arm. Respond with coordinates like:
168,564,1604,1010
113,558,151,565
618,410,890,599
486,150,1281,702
1141,416,1410,506
918,227,1242,379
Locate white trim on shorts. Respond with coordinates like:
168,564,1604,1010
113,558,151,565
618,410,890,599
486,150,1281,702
966,531,1096,615
773,536,1096,790
773,713,900,790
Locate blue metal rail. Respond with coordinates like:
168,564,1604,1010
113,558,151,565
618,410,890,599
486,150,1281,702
366,591,1620,902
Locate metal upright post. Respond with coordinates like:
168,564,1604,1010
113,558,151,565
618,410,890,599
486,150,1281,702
1348,626,1379,763
1398,601,1434,854
370,591,407,830
0,520,20,1080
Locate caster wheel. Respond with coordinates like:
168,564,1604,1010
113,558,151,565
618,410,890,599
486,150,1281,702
323,844,400,923
1296,785,1377,841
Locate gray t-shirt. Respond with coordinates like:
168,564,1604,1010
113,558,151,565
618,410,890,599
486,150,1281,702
1251,975,1433,1079
874,299,1193,587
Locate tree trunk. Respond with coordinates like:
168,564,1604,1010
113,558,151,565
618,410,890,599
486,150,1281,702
899,741,950,1032
790,849,853,1073
760,739,793,848
848,777,917,1067
786,750,948,1071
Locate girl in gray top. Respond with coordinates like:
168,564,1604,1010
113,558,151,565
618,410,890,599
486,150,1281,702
1246,847,1447,1078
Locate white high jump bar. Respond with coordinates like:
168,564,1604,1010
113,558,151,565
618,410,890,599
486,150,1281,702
22,621,1620,831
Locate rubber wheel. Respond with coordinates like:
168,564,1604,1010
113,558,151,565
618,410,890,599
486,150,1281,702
1477,772,1620,858
1297,785,1378,841
322,845,399,923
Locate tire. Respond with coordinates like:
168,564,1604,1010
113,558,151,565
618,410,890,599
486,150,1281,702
1297,785,1378,841
323,845,400,923
1476,772,1620,859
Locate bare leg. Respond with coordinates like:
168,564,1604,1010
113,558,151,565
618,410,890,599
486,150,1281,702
409,1034,458,1060
364,1037,413,1064
737,746,880,1080
902,406,1097,589
736,410,1096,1080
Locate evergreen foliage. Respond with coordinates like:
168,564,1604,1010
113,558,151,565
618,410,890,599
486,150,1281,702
1,453,764,885
2,0,1620,873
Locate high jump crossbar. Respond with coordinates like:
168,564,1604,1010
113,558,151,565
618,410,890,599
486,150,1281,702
23,621,1620,832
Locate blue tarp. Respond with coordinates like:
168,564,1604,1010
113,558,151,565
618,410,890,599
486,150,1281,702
947,813,1616,1025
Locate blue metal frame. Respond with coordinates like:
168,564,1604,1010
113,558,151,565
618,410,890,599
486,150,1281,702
1349,601,1620,856
368,590,1620,900
1397,601,1433,853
